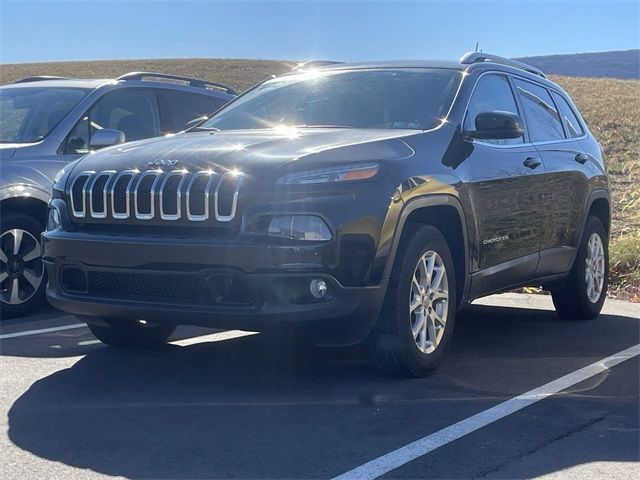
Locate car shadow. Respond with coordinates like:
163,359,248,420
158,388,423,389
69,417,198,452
6,303,640,479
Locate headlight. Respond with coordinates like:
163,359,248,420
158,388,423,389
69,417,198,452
268,215,332,241
47,205,61,231
53,159,81,190
276,162,380,185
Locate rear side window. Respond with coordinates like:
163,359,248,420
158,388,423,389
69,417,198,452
513,79,564,142
464,74,523,145
551,92,584,138
159,91,227,134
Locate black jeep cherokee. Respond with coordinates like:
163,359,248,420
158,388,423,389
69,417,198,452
43,53,610,376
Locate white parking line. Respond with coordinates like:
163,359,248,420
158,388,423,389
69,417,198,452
0,323,87,339
0,324,256,343
333,343,640,480
170,329,257,346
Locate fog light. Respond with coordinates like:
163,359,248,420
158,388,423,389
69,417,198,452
310,279,328,299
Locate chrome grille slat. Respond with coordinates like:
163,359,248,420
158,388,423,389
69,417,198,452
134,169,163,220
214,172,244,222
67,168,243,223
89,170,116,219
159,170,188,220
69,171,95,218
186,171,216,222
109,170,138,219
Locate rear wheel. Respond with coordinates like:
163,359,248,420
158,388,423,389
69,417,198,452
0,213,47,318
368,224,457,377
86,318,176,348
551,216,608,320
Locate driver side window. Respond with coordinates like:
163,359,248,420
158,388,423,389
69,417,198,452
65,90,160,154
464,75,524,145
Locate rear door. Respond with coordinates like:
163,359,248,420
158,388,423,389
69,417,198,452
464,73,546,297
512,79,590,276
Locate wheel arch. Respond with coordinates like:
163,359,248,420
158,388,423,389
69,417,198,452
584,191,611,236
383,195,470,304
1,195,49,227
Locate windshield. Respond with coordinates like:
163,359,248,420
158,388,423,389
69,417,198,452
202,68,461,131
0,87,89,143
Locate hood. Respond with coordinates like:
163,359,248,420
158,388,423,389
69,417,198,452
71,128,417,179
0,141,43,160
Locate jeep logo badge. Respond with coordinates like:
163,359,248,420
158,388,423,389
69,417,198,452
148,159,178,167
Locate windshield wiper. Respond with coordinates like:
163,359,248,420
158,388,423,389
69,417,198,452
189,126,220,132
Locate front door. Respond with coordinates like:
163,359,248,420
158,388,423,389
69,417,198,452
464,73,546,296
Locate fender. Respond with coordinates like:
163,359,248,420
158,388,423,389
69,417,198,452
0,183,51,204
382,194,471,303
578,189,611,238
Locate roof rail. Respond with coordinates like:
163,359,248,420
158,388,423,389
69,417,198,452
116,72,238,95
14,76,69,83
291,60,344,72
459,52,546,78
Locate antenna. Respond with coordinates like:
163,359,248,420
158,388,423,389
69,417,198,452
475,42,479,52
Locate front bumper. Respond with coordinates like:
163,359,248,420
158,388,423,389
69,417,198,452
43,230,387,344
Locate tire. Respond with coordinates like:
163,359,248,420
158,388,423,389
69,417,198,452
552,216,608,320
0,212,47,318
368,224,457,377
86,318,176,348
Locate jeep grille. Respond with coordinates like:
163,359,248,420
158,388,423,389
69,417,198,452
68,169,244,223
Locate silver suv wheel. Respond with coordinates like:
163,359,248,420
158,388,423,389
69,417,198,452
409,250,449,354
585,232,605,304
0,228,44,305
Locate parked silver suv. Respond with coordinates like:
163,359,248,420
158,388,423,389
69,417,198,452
0,72,236,317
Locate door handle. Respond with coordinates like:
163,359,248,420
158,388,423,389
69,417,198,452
575,153,589,164
523,157,542,169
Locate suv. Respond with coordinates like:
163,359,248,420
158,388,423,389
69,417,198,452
0,72,236,316
43,53,610,376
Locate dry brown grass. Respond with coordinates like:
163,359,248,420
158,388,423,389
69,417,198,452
0,58,293,92
1,61,638,300
550,75,640,301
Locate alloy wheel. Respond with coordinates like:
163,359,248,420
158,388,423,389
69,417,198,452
0,229,44,305
409,250,449,354
585,232,605,303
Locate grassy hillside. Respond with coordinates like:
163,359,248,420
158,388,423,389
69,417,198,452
518,50,640,80
551,75,640,301
1,59,638,300
0,58,293,92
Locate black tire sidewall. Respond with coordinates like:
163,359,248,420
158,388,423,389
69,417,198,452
377,224,457,374
0,212,47,318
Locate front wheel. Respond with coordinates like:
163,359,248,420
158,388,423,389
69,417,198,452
551,216,609,320
368,224,457,377
86,318,176,348
0,213,47,318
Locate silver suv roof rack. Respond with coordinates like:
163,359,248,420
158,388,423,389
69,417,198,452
116,72,238,95
14,76,69,83
459,52,546,78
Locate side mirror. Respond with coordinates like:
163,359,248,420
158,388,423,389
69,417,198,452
465,111,524,140
90,129,125,150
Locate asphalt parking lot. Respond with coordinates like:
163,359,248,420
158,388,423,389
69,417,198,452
0,293,638,480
